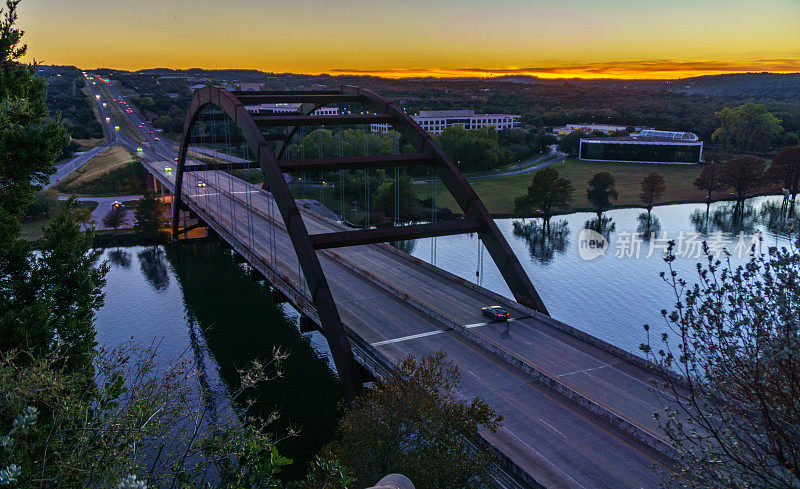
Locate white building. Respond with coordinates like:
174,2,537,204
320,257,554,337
552,123,649,136
371,109,520,134
246,103,338,116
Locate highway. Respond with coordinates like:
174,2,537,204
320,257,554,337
46,76,120,188
95,76,677,489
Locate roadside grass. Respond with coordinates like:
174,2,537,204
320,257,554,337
21,200,98,241
72,138,107,150
415,157,731,215
56,145,146,197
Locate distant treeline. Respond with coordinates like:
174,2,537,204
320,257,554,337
73,68,800,151
41,65,104,140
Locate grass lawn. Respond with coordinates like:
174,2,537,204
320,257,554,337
56,145,146,197
415,157,717,215
21,200,98,241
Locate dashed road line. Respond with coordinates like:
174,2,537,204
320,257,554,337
371,329,443,346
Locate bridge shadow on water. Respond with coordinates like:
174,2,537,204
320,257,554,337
165,242,344,480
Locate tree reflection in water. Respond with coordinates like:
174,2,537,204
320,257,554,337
137,247,170,292
584,216,616,240
107,249,132,269
512,219,570,264
390,239,416,254
636,212,662,241
759,201,799,237
691,203,758,236
165,243,342,480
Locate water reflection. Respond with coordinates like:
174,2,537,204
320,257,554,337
636,213,661,240
166,243,342,480
390,239,416,254
107,249,132,269
687,200,798,238
137,248,170,291
584,216,616,239
759,201,799,237
512,219,570,263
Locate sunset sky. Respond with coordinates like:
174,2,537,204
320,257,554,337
19,0,800,79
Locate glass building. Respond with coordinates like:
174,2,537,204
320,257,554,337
579,130,703,164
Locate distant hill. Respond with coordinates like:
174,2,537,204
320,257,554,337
675,72,800,101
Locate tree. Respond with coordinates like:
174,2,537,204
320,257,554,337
322,352,501,489
641,243,800,489
35,198,107,370
556,131,584,156
557,130,605,157
721,155,766,220
693,162,727,213
435,126,500,172
102,206,127,233
712,103,783,153
133,191,167,240
371,172,418,224
639,172,665,221
154,114,172,133
518,167,573,233
26,190,58,218
586,172,618,219
0,0,68,253
0,344,290,488
767,145,800,215
0,1,99,370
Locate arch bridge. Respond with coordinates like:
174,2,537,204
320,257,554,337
128,83,679,488
171,85,549,398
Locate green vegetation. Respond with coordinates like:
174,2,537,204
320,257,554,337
513,167,573,232
115,73,192,136
133,191,168,239
317,352,501,489
712,103,783,153
42,66,104,140
56,145,145,196
21,198,97,241
586,172,618,219
417,158,712,215
101,206,126,232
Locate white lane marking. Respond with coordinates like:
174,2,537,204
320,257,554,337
539,418,567,439
464,318,516,329
371,329,443,346
468,369,481,380
501,427,587,489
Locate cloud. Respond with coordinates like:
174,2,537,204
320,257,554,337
329,58,800,79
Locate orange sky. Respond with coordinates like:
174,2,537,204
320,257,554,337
19,0,800,79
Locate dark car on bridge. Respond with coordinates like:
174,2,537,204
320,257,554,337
482,306,510,322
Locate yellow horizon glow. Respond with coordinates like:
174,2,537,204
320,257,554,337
18,0,800,81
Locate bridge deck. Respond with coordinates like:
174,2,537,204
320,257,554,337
143,157,676,489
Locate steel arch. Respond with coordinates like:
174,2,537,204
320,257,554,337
172,85,549,399
172,86,363,399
